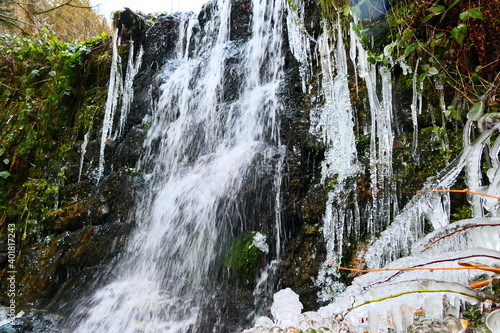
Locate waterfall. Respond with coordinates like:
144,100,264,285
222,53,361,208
67,0,286,331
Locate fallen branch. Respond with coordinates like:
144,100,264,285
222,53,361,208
458,262,500,274
468,279,493,289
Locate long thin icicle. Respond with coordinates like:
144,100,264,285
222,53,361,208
97,29,122,180
97,31,144,180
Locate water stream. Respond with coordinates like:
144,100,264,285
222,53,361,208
68,0,286,331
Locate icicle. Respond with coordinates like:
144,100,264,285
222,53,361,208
78,130,90,182
97,29,122,180
350,15,394,230
349,24,359,95
311,21,358,184
115,39,144,139
464,122,500,216
412,218,500,254
271,288,303,329
319,280,480,333
366,122,500,269
485,136,500,215
97,30,144,180
410,58,421,160
311,18,359,301
286,0,313,93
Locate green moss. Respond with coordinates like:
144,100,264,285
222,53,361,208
450,205,472,222
225,232,267,280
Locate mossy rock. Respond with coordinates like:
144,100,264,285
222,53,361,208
225,232,267,280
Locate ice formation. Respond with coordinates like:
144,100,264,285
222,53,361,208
96,32,144,180
253,232,270,254
244,2,500,332
271,288,303,329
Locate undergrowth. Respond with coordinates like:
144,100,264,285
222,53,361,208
0,30,111,236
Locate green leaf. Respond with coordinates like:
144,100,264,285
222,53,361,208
46,125,55,136
422,13,434,24
459,10,469,20
460,7,483,20
451,24,468,44
428,5,445,15
467,101,485,120
25,87,35,97
34,158,44,167
341,4,350,16
405,43,417,54
427,67,439,75
3,158,9,165
0,171,11,179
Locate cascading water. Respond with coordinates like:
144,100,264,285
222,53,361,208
67,0,286,331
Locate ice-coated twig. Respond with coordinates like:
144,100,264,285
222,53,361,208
417,222,500,252
346,289,483,312
328,256,500,274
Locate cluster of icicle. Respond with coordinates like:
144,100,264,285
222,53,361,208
246,1,500,332
288,0,400,299
78,29,144,182
245,216,499,332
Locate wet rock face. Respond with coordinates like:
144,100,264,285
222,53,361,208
11,222,132,311
143,15,182,70
229,0,253,41
275,0,327,311
0,8,148,314
277,223,327,310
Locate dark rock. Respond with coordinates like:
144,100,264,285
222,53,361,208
229,0,252,41
7,222,130,310
143,15,182,70
277,222,326,310
0,309,62,333
44,201,89,232
114,8,150,47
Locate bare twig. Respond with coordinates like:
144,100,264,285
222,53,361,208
35,0,94,15
363,254,500,289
